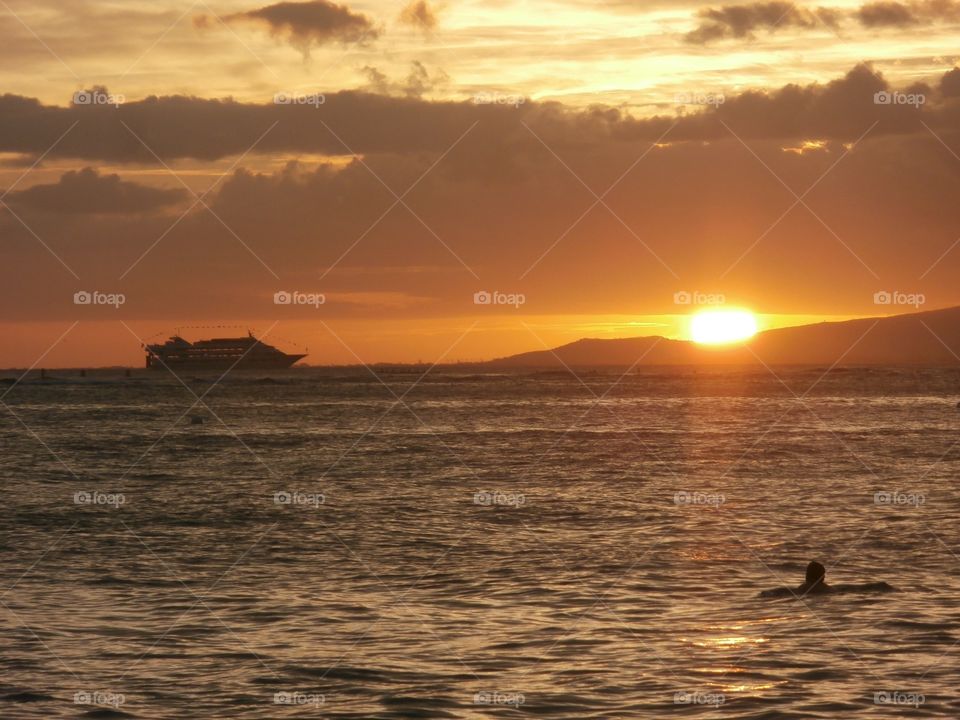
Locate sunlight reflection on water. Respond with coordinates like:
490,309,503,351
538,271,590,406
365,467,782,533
2,367,960,717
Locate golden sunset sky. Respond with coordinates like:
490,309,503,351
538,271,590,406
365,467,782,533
1,0,959,365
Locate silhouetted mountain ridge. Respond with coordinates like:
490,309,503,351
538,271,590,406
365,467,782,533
487,306,960,367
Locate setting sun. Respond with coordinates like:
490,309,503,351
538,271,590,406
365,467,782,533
690,309,759,345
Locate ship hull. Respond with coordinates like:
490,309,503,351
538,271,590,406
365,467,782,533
146,354,306,371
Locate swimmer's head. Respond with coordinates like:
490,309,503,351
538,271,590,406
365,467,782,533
805,561,826,585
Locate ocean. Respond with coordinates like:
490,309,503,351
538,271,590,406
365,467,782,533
2,366,960,718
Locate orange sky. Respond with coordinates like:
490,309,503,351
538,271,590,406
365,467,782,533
0,312,892,368
2,1,960,366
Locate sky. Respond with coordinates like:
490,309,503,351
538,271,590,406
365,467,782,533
1,0,960,366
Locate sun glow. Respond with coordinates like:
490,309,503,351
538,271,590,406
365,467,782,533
690,309,758,345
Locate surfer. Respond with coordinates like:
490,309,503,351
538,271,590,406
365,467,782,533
796,560,832,595
760,560,894,598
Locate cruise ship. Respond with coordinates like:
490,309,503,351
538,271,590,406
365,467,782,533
145,333,306,370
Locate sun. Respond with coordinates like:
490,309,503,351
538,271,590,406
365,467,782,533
690,309,758,345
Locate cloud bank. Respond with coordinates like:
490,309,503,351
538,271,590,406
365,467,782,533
3,65,960,330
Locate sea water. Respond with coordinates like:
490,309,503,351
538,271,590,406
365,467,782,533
2,366,960,718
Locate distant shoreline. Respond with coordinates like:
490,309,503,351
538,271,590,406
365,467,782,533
7,305,960,371
5,361,960,375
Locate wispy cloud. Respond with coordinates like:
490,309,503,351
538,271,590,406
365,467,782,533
398,0,440,32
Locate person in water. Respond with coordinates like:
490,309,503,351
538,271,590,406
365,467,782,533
760,560,894,598
797,561,832,595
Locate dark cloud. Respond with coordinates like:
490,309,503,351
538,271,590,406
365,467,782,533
686,0,960,41
685,2,840,43
204,0,380,55
856,0,960,26
940,67,960,96
5,168,188,214
0,65,956,166
701,64,911,140
399,0,439,31
856,1,918,25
